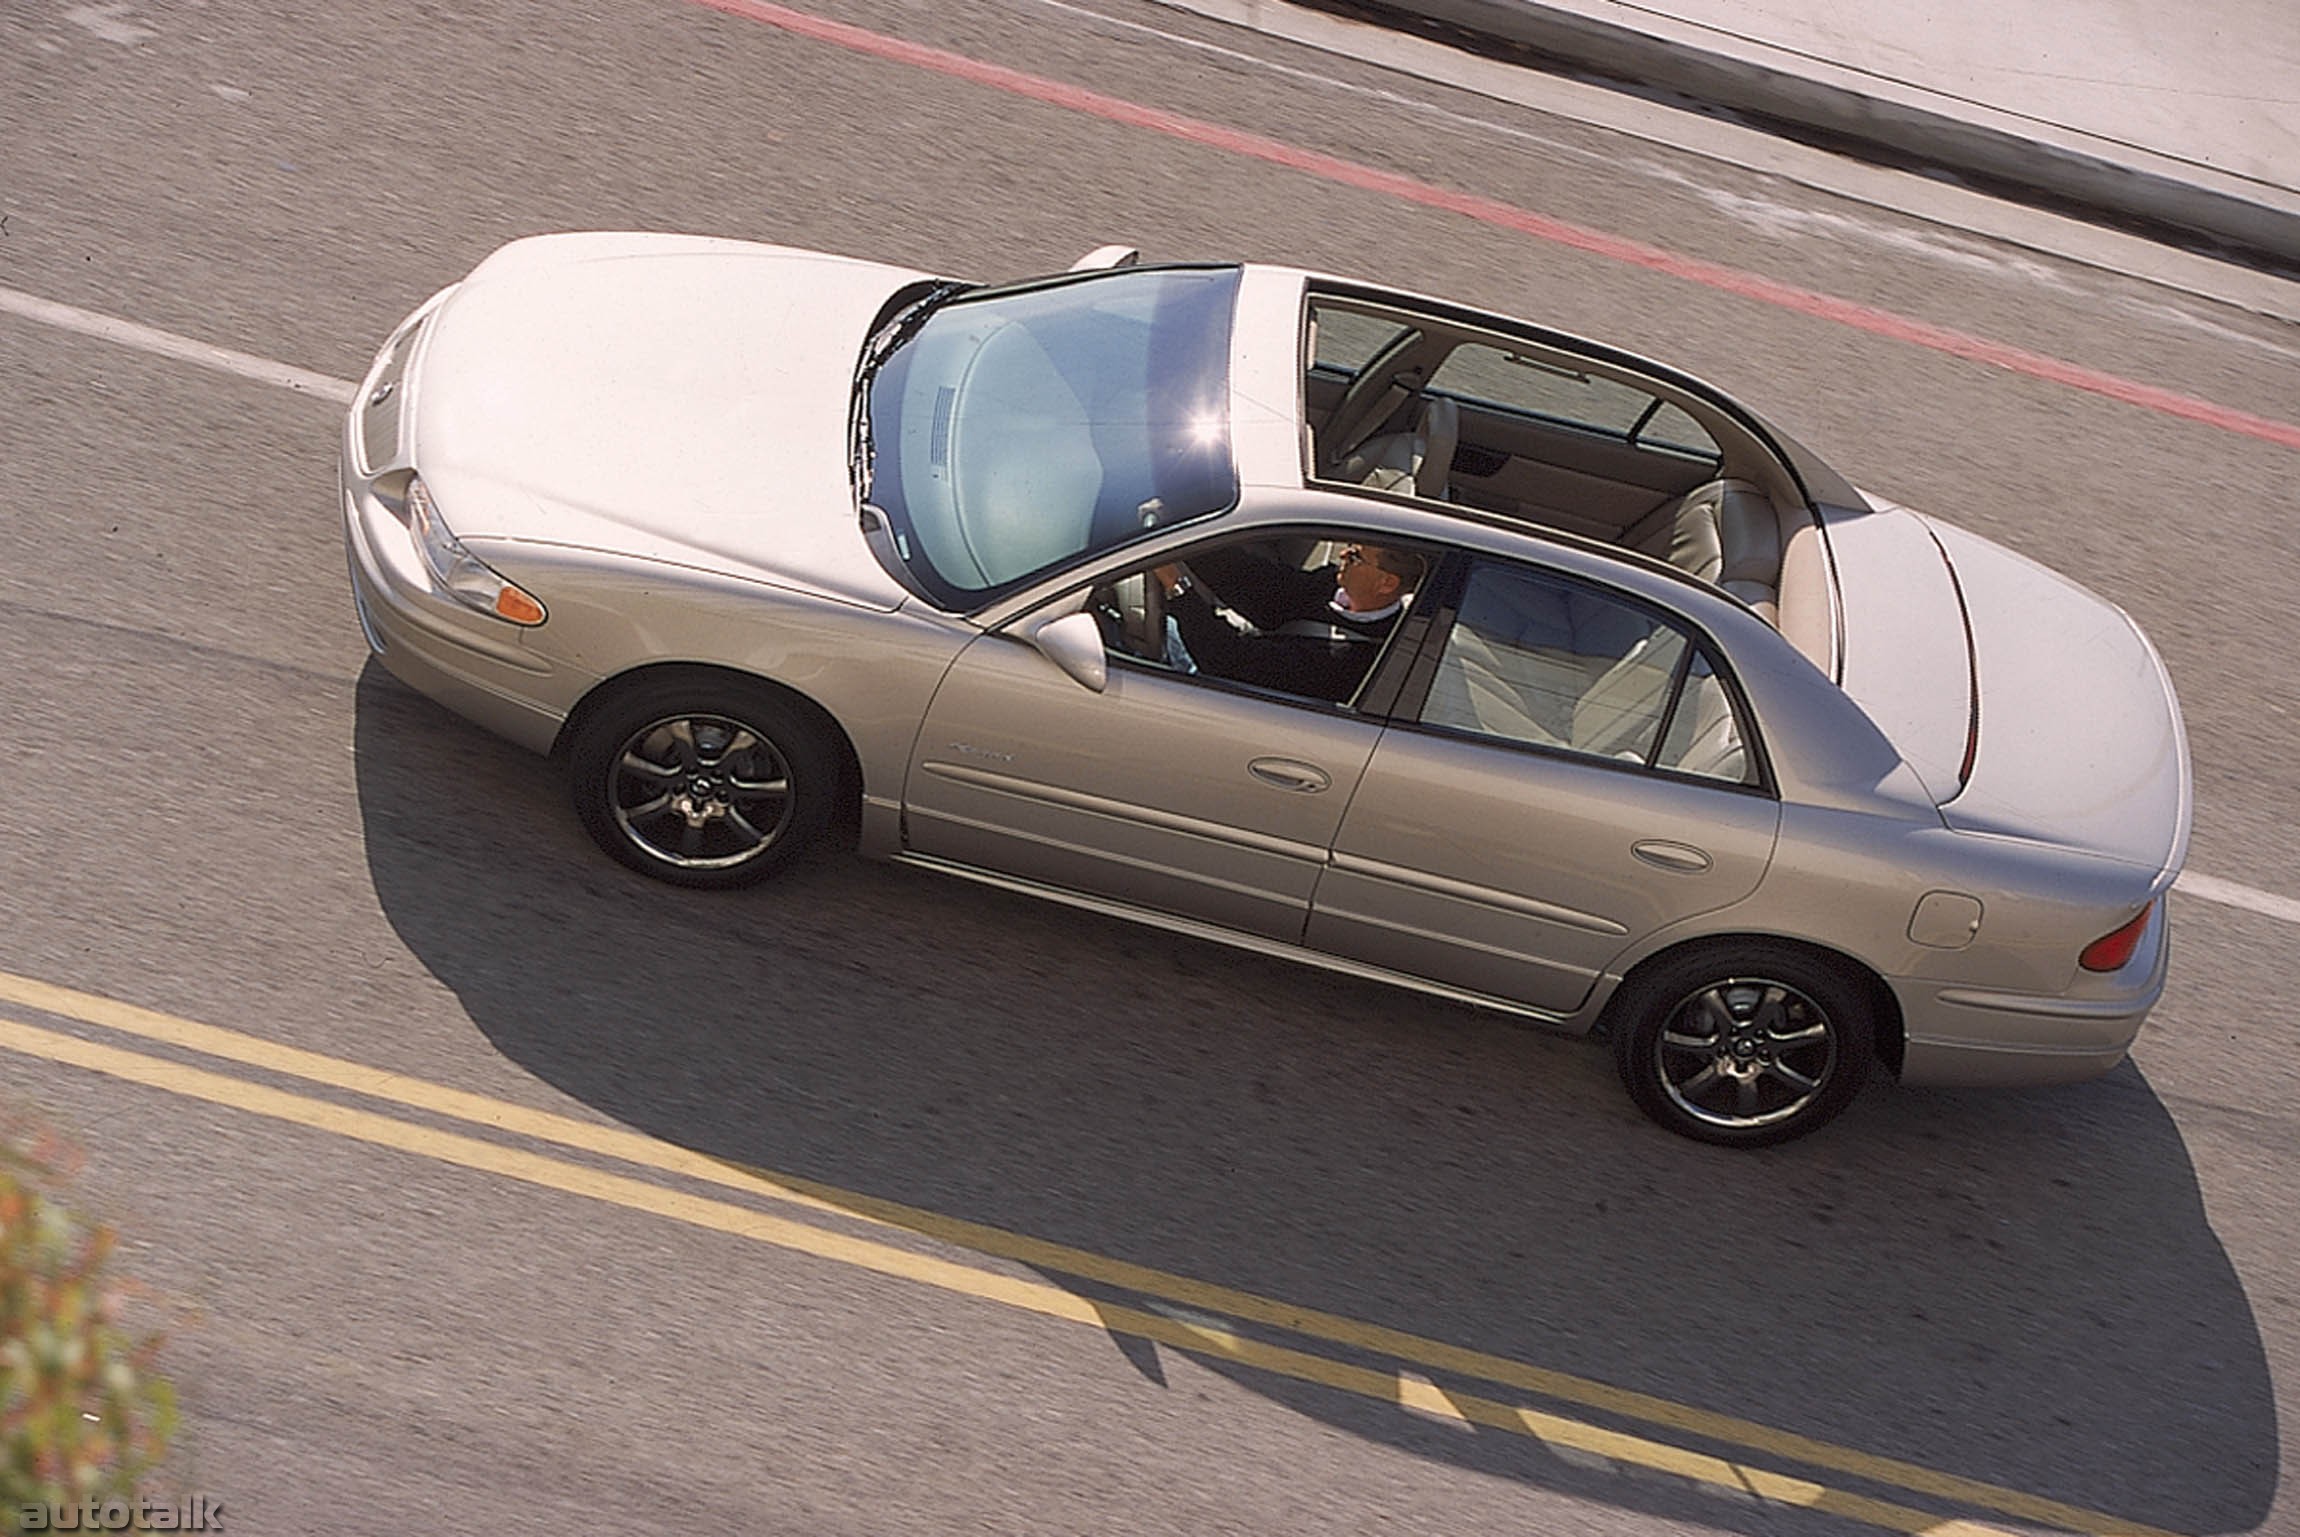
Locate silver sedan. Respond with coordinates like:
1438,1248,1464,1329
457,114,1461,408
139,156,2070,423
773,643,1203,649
340,235,2189,1146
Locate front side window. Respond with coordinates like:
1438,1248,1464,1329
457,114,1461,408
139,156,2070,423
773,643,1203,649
1420,560,1751,781
865,267,1242,608
1090,532,1433,710
1310,308,1417,378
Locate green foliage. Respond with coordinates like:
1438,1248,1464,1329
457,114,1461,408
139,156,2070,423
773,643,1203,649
0,1125,176,1523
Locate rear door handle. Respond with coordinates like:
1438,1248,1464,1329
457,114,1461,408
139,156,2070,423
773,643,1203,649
1248,758,1332,793
1632,839,1713,873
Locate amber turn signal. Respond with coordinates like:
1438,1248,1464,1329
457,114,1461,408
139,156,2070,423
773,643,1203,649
494,585,547,625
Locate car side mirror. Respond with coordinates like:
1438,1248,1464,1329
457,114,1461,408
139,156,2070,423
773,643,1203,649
1027,610,1109,692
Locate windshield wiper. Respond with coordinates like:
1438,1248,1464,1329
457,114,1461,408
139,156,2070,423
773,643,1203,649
850,280,970,504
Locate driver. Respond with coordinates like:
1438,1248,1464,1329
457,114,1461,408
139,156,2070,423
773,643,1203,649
1151,541,1424,703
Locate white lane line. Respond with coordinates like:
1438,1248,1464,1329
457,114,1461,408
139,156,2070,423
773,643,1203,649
0,284,356,405
2176,871,2300,926
7,280,2299,932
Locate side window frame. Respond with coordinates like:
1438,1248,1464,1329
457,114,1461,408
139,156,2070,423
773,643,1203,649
1388,554,1776,796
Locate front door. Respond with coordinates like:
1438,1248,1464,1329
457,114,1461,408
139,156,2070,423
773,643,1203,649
903,627,1384,941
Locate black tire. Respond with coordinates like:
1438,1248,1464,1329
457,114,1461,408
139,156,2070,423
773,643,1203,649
567,674,842,889
1610,941,1874,1148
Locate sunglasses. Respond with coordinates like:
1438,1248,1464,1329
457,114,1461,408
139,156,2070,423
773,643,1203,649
1339,545,1413,578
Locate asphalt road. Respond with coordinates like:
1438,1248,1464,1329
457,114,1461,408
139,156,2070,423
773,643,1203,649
2,0,2296,1533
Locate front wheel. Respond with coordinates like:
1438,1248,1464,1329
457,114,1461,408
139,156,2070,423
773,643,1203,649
1610,942,1874,1147
567,675,841,889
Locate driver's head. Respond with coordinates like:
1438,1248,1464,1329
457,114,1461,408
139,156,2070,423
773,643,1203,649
1336,543,1423,612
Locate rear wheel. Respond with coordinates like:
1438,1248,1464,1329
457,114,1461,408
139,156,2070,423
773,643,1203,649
568,676,840,889
1611,942,1873,1147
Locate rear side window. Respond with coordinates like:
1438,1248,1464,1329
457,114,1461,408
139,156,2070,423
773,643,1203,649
1428,343,1721,462
1637,401,1719,459
1652,651,1749,782
1418,560,1752,782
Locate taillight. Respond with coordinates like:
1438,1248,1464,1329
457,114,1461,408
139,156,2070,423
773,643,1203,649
2080,901,2155,972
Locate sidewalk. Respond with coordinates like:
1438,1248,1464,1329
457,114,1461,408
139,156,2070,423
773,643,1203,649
1337,0,2300,269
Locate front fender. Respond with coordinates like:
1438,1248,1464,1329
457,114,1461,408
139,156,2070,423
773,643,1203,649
481,542,975,811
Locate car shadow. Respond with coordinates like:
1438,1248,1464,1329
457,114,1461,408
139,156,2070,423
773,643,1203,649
353,662,2274,1535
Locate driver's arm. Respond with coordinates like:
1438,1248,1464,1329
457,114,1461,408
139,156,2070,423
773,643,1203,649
1166,583,1300,691
1183,544,1334,629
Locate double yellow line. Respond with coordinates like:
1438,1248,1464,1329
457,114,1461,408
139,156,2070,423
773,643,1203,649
0,969,2171,1537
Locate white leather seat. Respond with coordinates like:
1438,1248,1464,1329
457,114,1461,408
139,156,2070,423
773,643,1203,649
1661,668,1749,780
1337,394,1458,501
1621,477,1832,670
1423,565,1646,747
1623,479,1783,617
1570,633,1682,759
1425,622,1571,746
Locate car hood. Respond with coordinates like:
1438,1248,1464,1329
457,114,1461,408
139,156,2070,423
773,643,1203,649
408,233,938,610
1827,498,2190,876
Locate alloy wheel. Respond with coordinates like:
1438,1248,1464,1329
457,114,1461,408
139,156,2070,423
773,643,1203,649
608,713,796,871
1653,977,1839,1132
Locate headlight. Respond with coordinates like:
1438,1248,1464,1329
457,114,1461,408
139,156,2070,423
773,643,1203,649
404,477,547,626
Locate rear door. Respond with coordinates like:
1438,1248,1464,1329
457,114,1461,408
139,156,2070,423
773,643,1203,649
1305,556,1780,1015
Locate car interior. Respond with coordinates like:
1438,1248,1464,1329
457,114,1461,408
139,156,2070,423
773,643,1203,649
1089,525,1753,785
1418,562,1752,782
1302,298,1833,678
1089,532,1426,692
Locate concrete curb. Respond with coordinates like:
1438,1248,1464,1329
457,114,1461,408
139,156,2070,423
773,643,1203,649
1328,0,2300,272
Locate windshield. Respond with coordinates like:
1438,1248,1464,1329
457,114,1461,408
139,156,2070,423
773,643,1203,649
862,266,1241,609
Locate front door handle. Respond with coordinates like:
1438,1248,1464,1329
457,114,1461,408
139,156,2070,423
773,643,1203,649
1248,758,1332,793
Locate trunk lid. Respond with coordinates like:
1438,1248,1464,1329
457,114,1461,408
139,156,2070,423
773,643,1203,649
1929,518,2189,875
1826,501,2189,876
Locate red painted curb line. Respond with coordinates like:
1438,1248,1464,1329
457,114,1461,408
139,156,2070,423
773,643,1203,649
690,0,2300,453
